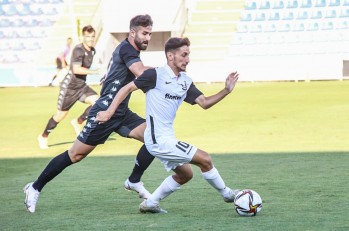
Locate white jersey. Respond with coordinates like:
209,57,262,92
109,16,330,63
134,65,202,170
134,64,202,145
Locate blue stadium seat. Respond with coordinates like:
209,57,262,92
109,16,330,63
287,0,298,8
237,24,249,33
282,11,294,20
2,4,17,16
336,20,348,29
311,10,323,19
278,23,291,32
315,0,327,7
344,0,349,6
268,12,280,20
13,19,26,27
255,12,266,21
0,18,12,27
340,9,349,17
321,21,334,30
272,0,284,9
329,0,340,6
245,1,257,10
325,9,337,18
301,0,312,8
293,22,305,31
16,3,32,16
307,22,319,31
259,1,271,9
250,24,262,33
296,11,308,19
241,12,252,21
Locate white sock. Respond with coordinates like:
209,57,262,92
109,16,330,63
201,167,230,197
147,175,181,207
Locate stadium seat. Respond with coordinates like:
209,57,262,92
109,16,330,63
259,1,271,9
325,9,337,18
328,0,340,6
287,0,298,8
268,12,280,20
311,10,323,19
340,9,349,17
264,23,277,32
278,23,291,32
245,1,257,10
241,12,252,21
0,18,12,27
272,0,285,9
296,11,309,19
344,0,349,6
321,21,334,30
16,3,31,16
255,12,266,21
282,11,294,20
315,0,327,7
307,22,319,31
301,0,312,8
293,22,305,31
2,4,17,16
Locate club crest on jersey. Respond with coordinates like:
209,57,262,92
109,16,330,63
177,81,187,90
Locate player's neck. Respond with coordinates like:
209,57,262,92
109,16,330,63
82,43,91,51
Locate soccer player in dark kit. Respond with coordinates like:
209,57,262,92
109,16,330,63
38,25,100,149
24,14,156,213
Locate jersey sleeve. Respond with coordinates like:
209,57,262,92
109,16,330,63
120,44,141,68
71,46,84,66
184,83,203,105
134,68,157,93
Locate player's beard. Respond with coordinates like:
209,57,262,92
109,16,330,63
134,35,148,51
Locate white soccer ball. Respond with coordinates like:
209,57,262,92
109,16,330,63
234,189,263,216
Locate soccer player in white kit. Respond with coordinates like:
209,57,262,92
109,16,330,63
96,37,240,213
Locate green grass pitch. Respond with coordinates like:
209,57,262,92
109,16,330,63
0,81,348,230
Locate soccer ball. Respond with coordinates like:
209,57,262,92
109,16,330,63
234,189,262,216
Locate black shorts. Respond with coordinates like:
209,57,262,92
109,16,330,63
56,58,67,69
77,105,145,146
57,84,97,111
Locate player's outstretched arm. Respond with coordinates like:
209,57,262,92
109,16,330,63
195,71,239,109
96,82,139,123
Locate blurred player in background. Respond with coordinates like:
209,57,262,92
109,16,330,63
38,25,100,149
96,37,240,213
49,37,73,87
24,15,156,213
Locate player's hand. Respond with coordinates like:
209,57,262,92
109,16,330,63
96,110,112,124
225,71,239,93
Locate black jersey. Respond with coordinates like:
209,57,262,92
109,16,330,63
66,43,96,89
97,38,141,116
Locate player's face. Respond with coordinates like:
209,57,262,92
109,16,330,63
82,31,95,49
133,26,152,51
172,45,190,73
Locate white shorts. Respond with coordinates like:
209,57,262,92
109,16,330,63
146,137,198,171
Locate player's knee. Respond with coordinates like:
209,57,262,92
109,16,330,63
200,153,213,172
68,151,87,163
174,172,192,185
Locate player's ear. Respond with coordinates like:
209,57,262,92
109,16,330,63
130,28,136,38
166,51,174,61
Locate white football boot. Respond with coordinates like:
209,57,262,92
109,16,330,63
37,135,49,149
70,118,83,136
223,188,241,203
139,200,167,214
124,179,151,199
23,182,40,213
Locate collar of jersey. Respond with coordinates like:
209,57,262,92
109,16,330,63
164,64,181,79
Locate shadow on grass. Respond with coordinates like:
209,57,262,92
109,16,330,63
48,136,117,148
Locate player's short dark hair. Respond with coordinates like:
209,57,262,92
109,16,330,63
82,25,95,34
165,37,190,53
130,14,153,29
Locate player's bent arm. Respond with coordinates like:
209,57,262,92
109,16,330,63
195,89,230,110
129,61,151,77
96,82,139,123
72,64,100,75
195,71,239,109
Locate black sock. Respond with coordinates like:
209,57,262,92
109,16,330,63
42,117,58,137
32,150,73,192
77,106,92,124
128,144,154,183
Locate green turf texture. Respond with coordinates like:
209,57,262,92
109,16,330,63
0,81,348,230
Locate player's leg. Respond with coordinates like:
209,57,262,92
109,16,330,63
24,140,96,213
71,88,98,135
118,115,154,198
140,164,192,214
190,149,240,202
38,110,69,149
